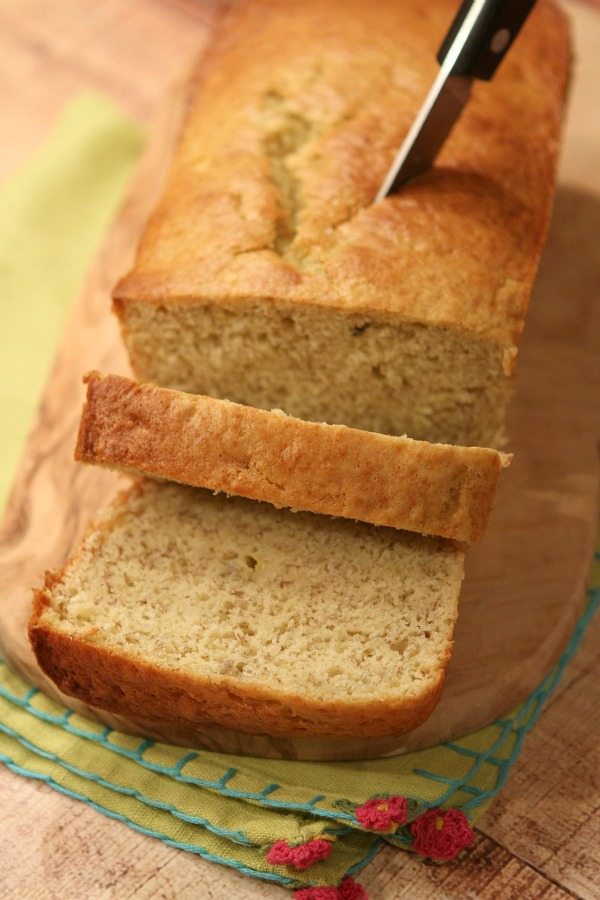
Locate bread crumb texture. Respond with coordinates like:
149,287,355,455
31,482,464,737
121,304,511,447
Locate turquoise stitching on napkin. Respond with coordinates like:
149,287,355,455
0,749,302,888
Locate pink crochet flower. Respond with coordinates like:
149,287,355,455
293,888,338,900
409,807,475,860
267,838,332,870
338,879,368,900
293,877,368,899
355,795,408,831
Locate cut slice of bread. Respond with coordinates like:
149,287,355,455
75,372,508,543
29,481,465,740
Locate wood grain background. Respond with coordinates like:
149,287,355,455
1,1,599,897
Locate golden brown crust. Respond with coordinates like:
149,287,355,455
29,583,448,740
114,0,571,348
76,372,508,542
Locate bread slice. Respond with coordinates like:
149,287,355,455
75,372,508,543
113,0,570,448
29,481,464,740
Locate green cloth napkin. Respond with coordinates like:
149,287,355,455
0,95,598,894
0,93,144,510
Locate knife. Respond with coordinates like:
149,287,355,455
375,0,537,200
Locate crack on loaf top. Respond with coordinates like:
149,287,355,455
261,90,316,259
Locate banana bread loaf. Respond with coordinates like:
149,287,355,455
114,0,570,448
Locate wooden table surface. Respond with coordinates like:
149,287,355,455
1,2,599,898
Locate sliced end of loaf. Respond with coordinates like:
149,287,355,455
29,481,464,739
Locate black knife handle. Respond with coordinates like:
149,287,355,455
437,0,537,81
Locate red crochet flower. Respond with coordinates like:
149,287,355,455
337,879,368,900
293,888,338,900
355,795,408,831
409,807,475,860
267,838,332,870
293,877,368,899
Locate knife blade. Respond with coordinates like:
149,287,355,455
375,0,537,200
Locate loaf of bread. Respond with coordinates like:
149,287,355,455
75,372,509,542
114,0,570,448
29,482,464,739
28,0,571,750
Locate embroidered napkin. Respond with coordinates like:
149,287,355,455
0,96,598,896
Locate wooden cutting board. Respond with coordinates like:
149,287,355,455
0,19,599,761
